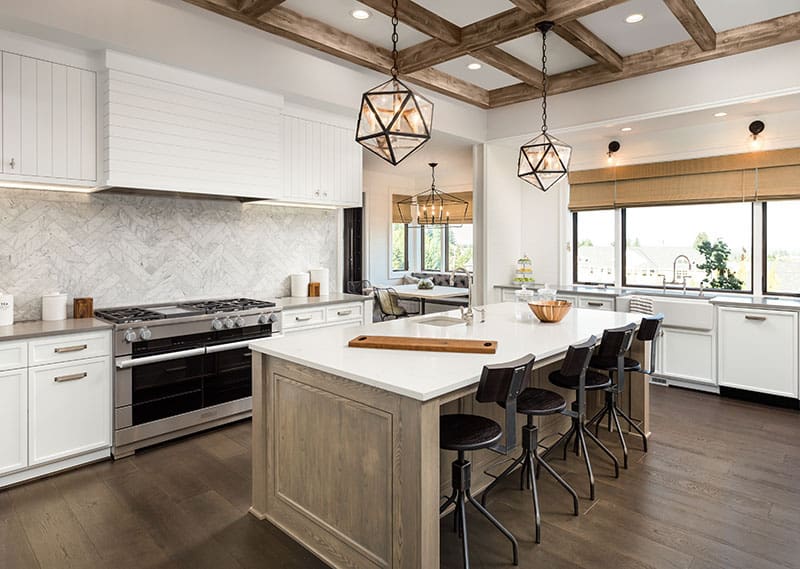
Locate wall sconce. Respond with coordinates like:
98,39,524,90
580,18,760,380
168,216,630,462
607,140,621,164
749,120,765,150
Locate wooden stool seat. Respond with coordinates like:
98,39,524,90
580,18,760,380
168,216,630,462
549,369,611,391
590,355,642,372
501,387,566,415
440,414,502,452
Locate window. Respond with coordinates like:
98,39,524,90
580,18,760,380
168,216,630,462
448,224,473,271
573,210,615,284
765,200,800,295
391,223,408,271
624,203,752,291
422,226,444,271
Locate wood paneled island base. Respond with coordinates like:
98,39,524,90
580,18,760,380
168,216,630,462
249,304,648,569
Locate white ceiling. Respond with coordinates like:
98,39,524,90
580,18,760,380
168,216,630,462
695,0,800,31
412,0,515,27
282,0,429,50
498,32,597,75
434,55,518,89
579,0,691,56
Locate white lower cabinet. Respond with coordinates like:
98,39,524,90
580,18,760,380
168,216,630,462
29,356,112,466
283,301,368,333
718,307,798,398
0,368,27,476
657,328,715,386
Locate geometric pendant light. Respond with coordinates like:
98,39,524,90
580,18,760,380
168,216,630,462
356,0,433,165
394,163,469,227
518,21,572,191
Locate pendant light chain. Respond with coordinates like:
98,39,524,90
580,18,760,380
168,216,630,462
540,26,549,133
390,0,399,79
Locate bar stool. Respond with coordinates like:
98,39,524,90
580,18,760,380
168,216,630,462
480,355,579,544
587,314,664,467
440,356,529,568
544,335,621,501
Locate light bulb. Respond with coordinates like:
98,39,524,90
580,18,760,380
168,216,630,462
750,135,762,150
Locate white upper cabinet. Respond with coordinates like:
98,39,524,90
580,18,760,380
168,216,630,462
103,52,283,199
282,111,363,207
0,51,96,184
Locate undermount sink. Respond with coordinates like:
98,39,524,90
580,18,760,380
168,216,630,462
417,316,467,328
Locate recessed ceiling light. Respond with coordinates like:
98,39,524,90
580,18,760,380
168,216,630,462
714,112,728,117
625,13,645,24
620,127,633,132
350,9,370,20
467,62,482,70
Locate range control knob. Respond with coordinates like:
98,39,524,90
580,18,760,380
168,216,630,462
123,328,137,343
211,318,223,331
259,312,277,324
234,316,245,328
223,316,235,329
139,327,152,341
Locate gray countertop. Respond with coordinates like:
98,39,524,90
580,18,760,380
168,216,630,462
709,295,800,311
494,283,625,297
276,293,371,310
0,318,113,342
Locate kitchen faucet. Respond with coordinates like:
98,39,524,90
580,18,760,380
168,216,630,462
671,255,692,284
450,266,468,286
458,270,485,325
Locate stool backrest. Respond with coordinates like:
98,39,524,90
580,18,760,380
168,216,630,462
595,322,638,360
637,313,664,375
560,336,597,417
476,354,535,405
374,287,403,317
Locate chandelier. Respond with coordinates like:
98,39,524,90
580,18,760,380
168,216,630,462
355,0,433,165
395,163,468,227
518,21,572,191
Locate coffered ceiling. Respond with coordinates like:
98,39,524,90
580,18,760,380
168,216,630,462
182,0,800,109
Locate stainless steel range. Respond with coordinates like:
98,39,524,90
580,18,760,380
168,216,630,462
94,298,282,458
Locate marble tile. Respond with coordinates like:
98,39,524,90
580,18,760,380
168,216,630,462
0,188,338,321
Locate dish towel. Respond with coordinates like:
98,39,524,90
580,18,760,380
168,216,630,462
628,295,654,315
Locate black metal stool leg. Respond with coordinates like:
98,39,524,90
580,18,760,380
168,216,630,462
457,492,469,569
610,406,629,469
576,426,596,500
480,452,526,507
467,490,519,566
524,454,542,544
535,454,579,516
583,425,620,479
587,402,608,437
616,406,648,452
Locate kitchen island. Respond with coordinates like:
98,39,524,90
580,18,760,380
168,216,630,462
249,303,648,569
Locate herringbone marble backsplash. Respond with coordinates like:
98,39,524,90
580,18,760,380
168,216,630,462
0,188,338,321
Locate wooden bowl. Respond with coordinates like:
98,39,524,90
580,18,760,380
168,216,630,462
528,300,572,323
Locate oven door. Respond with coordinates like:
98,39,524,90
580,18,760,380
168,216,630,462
203,333,273,407
115,348,206,426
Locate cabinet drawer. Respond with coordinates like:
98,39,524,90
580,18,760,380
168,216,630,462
326,303,363,323
718,308,798,398
29,356,112,465
283,308,326,330
578,297,614,311
28,331,111,367
0,340,27,371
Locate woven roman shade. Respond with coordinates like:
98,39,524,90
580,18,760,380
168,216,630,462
391,191,473,224
568,148,800,210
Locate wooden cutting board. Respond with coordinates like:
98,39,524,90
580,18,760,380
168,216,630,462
348,335,497,354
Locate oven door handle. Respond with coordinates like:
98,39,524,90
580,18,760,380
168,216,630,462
115,348,206,369
206,339,258,354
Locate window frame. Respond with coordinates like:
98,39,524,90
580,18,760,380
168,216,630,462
620,203,755,294
572,210,617,286
391,222,409,273
421,225,447,272
762,202,800,297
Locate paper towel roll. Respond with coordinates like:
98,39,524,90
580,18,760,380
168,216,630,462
42,292,68,321
309,268,330,296
291,273,310,298
0,294,13,326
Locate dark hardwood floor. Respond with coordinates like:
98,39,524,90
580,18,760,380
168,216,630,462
2,385,799,569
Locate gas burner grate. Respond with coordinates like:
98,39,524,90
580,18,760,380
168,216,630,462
180,298,276,313
94,307,166,324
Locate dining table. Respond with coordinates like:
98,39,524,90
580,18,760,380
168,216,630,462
389,283,469,314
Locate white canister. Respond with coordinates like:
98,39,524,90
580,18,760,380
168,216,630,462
309,268,330,296
290,273,310,298
42,292,68,321
0,293,13,326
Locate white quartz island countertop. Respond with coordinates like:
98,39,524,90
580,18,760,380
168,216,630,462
250,302,644,401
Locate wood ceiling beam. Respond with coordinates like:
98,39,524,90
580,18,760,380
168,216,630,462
556,20,623,71
489,11,800,107
239,0,286,19
181,0,489,108
471,46,543,86
356,0,461,45
398,0,629,73
507,0,546,16
663,0,717,51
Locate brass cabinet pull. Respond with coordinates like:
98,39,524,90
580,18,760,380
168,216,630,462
54,372,87,383
744,315,767,321
54,344,88,353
